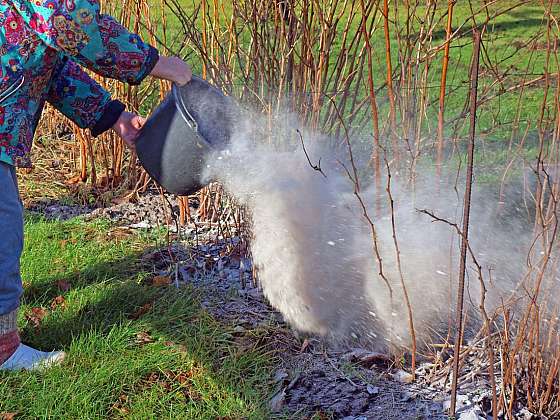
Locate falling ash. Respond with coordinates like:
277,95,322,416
202,113,541,351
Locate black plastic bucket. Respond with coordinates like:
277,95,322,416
135,76,235,196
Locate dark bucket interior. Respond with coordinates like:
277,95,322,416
135,76,236,196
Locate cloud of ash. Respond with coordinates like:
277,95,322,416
202,112,548,351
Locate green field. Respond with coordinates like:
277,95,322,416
145,0,556,144
0,218,274,419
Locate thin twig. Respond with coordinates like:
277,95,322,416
296,129,327,178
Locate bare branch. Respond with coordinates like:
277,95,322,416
296,129,327,178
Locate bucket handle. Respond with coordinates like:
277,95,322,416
172,84,199,133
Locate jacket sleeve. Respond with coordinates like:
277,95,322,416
46,57,125,137
10,0,159,85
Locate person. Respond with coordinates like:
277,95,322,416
0,0,192,370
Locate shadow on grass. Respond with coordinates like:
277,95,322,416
21,252,155,348
8,243,273,419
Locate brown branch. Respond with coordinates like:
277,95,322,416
325,91,393,300
416,208,482,271
450,27,482,416
436,0,455,178
382,0,397,164
385,159,416,376
358,0,381,184
338,160,393,300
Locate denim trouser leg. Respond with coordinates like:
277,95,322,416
0,162,23,318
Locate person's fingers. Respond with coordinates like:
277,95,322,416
174,61,192,86
132,115,147,130
123,135,137,150
183,66,193,84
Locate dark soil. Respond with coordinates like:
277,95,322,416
28,191,185,227
139,237,450,419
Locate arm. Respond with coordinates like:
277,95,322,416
12,0,189,85
47,58,151,147
46,57,125,137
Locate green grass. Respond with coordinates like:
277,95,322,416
0,216,274,419
141,1,555,154
348,1,558,141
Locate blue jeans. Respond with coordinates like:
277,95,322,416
0,162,23,316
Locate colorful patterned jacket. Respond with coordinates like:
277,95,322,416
0,0,159,167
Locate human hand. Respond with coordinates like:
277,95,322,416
112,112,146,149
150,56,192,86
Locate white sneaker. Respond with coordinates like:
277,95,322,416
0,344,65,371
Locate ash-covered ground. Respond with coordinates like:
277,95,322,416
23,192,538,420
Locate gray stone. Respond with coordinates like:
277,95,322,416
366,384,379,395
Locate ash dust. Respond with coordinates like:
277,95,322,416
202,111,549,352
